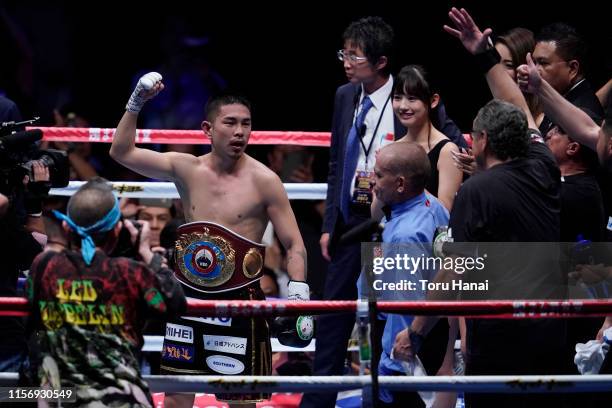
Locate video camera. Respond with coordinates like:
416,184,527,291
0,117,70,199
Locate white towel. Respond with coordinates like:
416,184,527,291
574,327,612,375
390,349,435,408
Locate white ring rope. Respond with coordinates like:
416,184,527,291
0,373,611,393
50,181,327,200
144,374,612,394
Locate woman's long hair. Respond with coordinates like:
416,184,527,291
497,27,541,118
393,64,440,130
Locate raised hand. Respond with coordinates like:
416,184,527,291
126,72,164,113
517,53,542,94
443,7,492,55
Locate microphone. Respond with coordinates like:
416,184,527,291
0,129,43,151
339,219,384,245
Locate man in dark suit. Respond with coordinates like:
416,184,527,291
0,95,22,124
533,23,605,135
532,22,610,244
300,16,463,408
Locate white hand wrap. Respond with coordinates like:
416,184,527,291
288,280,310,301
126,72,163,113
288,280,314,342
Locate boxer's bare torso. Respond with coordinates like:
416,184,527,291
171,152,276,243
111,88,306,281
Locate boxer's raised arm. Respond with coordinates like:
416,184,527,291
110,72,177,180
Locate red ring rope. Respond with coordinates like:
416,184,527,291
1,297,610,318
29,126,473,147
28,127,332,146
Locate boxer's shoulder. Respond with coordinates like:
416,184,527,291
165,151,200,165
166,152,202,177
249,158,283,186
233,155,276,180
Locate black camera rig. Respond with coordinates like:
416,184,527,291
0,117,70,199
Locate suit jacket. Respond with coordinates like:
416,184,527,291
322,82,465,243
0,96,22,123
539,78,605,135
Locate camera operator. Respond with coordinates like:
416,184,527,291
22,160,51,235
0,172,47,372
25,177,186,406
0,95,51,373
1,109,70,227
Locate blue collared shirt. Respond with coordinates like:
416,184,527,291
378,192,449,375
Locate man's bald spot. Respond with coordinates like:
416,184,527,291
68,182,116,227
378,142,430,191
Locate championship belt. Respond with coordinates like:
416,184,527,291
174,221,265,293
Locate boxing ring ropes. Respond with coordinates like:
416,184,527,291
1,297,612,393
5,126,611,397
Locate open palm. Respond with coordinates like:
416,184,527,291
443,7,492,55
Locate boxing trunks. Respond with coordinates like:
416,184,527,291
160,221,271,403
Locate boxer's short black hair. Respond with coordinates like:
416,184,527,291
205,95,252,122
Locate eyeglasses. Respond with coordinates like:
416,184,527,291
337,50,368,64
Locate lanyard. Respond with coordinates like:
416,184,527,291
356,93,392,168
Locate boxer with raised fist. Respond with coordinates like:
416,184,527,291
125,72,163,113
111,73,312,407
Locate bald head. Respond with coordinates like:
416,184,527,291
377,142,430,193
68,178,116,227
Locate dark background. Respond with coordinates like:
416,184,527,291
1,0,610,133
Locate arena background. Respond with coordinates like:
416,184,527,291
1,0,610,133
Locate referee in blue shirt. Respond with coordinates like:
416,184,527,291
370,141,449,407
